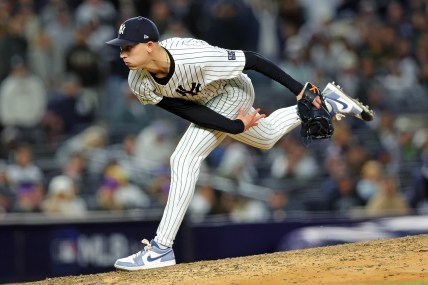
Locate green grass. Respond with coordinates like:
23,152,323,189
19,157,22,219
358,281,428,285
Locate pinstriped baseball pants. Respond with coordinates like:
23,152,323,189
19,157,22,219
155,74,301,247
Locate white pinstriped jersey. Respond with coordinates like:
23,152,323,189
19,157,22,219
128,37,246,105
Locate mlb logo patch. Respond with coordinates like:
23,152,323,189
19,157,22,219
227,50,236,60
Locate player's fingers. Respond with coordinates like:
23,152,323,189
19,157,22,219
252,109,265,121
252,108,260,117
313,97,321,109
251,113,266,126
254,113,266,122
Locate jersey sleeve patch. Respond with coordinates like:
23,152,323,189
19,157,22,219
227,50,236,60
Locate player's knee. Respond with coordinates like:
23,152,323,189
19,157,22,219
259,143,274,150
170,152,180,168
170,151,195,169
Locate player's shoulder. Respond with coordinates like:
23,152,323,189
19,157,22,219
160,37,211,49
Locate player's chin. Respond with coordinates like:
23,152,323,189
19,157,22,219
124,62,134,69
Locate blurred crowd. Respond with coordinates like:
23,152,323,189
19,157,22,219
0,0,427,221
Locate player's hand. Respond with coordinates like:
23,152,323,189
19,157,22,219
312,96,321,109
237,108,266,132
296,83,321,109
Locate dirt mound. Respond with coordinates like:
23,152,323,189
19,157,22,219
23,234,428,285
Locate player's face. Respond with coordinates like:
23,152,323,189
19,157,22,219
119,43,148,70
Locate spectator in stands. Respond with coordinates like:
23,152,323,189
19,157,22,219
160,19,193,41
324,121,353,161
188,183,216,222
84,16,117,56
365,175,410,217
0,0,12,38
395,116,419,170
408,161,428,215
344,142,369,178
355,56,378,106
146,165,171,208
65,27,101,88
148,0,171,36
42,175,87,217
108,134,141,184
216,137,258,183
74,0,116,28
229,196,269,223
276,37,316,99
28,29,54,88
42,74,96,143
0,161,13,213
322,156,363,214
0,56,46,146
249,0,280,59
210,191,238,216
135,120,176,173
194,0,259,51
5,143,44,188
55,125,110,179
0,16,28,80
335,39,359,99
43,3,74,86
325,174,363,215
40,0,69,26
6,133,45,214
58,152,95,201
14,0,42,44
266,190,289,221
96,161,150,211
406,128,428,214
356,160,383,205
12,182,44,213
269,136,318,181
376,110,400,174
110,81,152,135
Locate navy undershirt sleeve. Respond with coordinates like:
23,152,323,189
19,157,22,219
244,51,303,96
157,97,245,134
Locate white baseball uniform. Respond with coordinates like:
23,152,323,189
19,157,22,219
128,37,301,247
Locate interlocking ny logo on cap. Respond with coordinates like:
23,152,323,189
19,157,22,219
119,24,126,34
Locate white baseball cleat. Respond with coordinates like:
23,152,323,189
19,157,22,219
322,82,374,121
114,239,176,271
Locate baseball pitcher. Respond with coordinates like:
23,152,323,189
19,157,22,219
106,16,374,270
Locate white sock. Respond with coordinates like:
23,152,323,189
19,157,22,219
156,241,170,249
158,243,169,249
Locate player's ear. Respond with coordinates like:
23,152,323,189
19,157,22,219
145,41,156,52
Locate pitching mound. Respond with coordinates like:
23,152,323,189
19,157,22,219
24,234,428,285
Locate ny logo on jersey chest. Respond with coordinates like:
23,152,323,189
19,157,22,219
176,82,201,96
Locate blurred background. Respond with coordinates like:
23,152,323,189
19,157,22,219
0,0,428,283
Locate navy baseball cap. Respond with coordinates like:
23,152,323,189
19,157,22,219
106,16,160,46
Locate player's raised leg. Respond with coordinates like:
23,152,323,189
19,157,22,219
230,106,301,150
322,82,374,121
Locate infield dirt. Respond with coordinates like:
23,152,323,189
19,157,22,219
22,234,428,285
